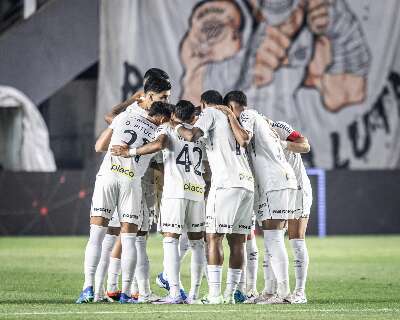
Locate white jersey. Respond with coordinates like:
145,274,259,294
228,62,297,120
157,123,206,201
194,107,254,192
97,111,157,180
271,121,312,194
126,101,148,117
240,109,297,192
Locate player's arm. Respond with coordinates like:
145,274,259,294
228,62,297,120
175,124,204,142
95,128,113,152
202,160,212,199
214,105,251,147
111,134,168,158
284,135,310,153
104,91,144,124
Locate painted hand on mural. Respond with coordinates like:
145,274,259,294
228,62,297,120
180,0,243,102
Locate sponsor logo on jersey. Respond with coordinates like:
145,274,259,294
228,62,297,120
191,222,205,228
93,207,112,214
184,182,204,195
122,213,139,220
162,222,184,228
272,121,292,133
239,172,253,182
218,223,233,229
110,164,135,178
238,224,252,230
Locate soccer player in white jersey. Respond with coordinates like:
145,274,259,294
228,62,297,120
75,87,172,304
217,90,297,304
94,71,171,303
112,100,207,304
270,120,312,304
174,90,254,304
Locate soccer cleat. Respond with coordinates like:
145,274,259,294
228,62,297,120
131,292,139,302
93,295,111,303
180,288,188,302
119,293,138,304
187,296,202,304
76,286,94,304
138,293,162,303
156,272,170,291
245,290,273,304
290,291,307,304
256,294,291,304
152,295,185,304
234,290,247,303
246,289,259,301
106,290,121,301
200,294,224,304
223,294,236,304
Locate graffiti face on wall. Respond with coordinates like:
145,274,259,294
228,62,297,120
180,0,370,113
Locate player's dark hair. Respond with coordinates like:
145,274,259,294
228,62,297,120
200,90,223,105
175,100,195,122
223,90,247,107
143,68,169,83
144,77,171,93
148,101,172,118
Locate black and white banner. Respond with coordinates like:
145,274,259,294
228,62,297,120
97,0,400,169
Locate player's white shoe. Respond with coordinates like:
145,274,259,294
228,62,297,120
244,291,274,304
223,294,236,304
138,293,162,303
290,290,307,304
200,295,224,304
246,289,259,301
256,294,291,304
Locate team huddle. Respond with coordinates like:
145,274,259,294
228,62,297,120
76,68,312,305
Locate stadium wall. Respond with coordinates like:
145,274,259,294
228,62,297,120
0,170,399,235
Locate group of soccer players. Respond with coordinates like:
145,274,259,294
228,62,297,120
76,67,312,305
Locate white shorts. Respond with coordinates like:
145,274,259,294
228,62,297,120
206,187,254,235
289,187,313,219
160,198,206,234
107,198,153,231
257,188,297,222
90,175,143,226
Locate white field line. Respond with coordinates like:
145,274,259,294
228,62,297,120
3,308,400,316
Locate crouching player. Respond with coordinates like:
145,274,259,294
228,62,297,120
76,99,171,304
112,100,207,304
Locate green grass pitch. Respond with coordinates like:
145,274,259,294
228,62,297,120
0,235,399,319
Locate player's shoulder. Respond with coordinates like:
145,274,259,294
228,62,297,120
240,108,258,121
156,122,172,134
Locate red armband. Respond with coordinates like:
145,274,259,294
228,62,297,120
287,131,301,141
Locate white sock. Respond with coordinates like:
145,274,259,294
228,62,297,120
179,232,190,263
290,239,309,293
246,237,259,292
189,239,205,299
107,257,121,292
263,254,277,294
207,265,223,298
135,236,151,297
163,237,180,298
94,234,117,297
120,233,137,295
83,224,107,289
131,277,139,295
238,243,247,292
263,230,290,297
224,268,242,299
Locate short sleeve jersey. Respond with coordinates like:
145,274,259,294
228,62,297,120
240,109,297,192
156,123,206,201
271,121,312,193
194,107,254,192
97,111,157,180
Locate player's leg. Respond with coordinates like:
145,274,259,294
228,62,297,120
154,198,187,304
228,188,253,304
118,180,142,304
288,216,309,303
203,187,225,303
258,189,293,304
106,236,122,301
186,200,206,302
246,230,259,296
225,233,246,303
94,220,120,302
76,176,115,303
